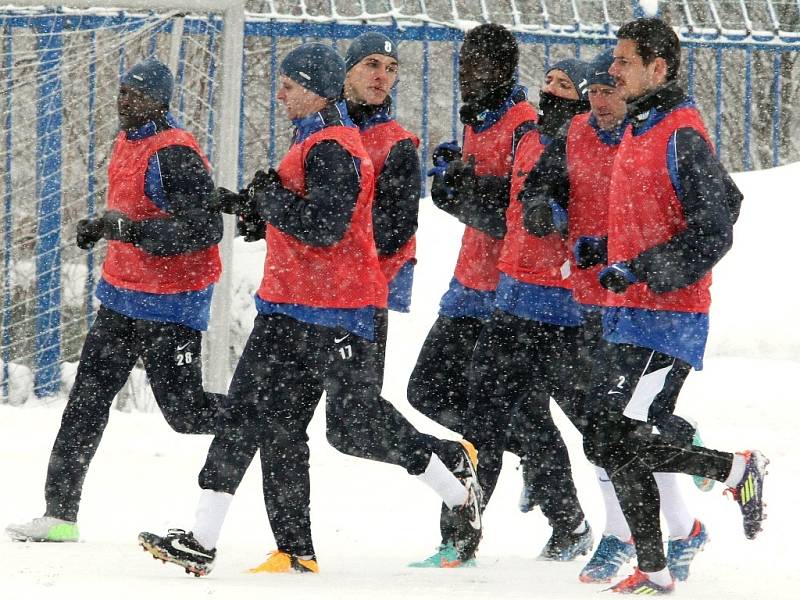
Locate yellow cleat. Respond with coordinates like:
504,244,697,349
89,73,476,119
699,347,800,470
459,439,479,470
248,550,319,574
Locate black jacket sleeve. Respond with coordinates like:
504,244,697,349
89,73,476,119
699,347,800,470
518,136,569,236
372,139,420,256
628,128,743,293
447,172,510,239
135,145,223,257
261,140,361,247
430,160,511,239
430,120,538,239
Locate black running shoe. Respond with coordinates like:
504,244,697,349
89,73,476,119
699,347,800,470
138,529,216,577
438,439,483,562
725,450,769,540
539,521,594,561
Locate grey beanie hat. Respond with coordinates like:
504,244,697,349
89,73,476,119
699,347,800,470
120,58,174,105
547,58,590,98
587,50,616,87
280,43,346,100
345,32,399,71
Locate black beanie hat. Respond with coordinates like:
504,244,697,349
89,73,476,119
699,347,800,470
547,58,590,100
587,50,616,87
120,58,173,105
461,23,519,79
346,32,399,71
280,43,346,100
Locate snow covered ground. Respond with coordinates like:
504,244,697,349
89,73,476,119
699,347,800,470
2,163,800,598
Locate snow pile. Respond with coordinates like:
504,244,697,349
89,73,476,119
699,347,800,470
0,360,32,406
706,162,800,362
638,0,660,18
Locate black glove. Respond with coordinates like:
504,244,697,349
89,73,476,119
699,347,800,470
599,263,638,294
244,169,283,222
521,194,568,237
237,213,266,242
248,168,282,199
443,156,476,191
101,211,140,244
212,186,247,214
76,218,105,250
573,236,608,269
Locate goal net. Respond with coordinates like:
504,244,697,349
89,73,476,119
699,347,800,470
0,1,243,405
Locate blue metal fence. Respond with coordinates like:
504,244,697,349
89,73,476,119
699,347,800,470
1,9,799,398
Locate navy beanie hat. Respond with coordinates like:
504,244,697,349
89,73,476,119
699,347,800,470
345,32,399,71
280,43,345,100
547,58,590,98
120,58,174,105
588,50,616,87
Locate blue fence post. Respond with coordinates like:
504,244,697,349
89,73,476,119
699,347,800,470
743,47,752,170
2,24,13,403
204,15,219,166
268,30,277,167
772,51,781,167
176,29,187,123
34,15,64,397
451,39,459,142
544,38,551,71
85,29,97,329
420,28,430,197
714,47,723,159
238,41,246,189
148,12,158,56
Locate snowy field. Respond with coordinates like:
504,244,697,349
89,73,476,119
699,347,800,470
2,163,800,599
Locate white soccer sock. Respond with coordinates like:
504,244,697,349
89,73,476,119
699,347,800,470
417,453,468,509
596,466,632,541
191,489,233,550
644,566,674,587
723,453,747,488
654,472,695,539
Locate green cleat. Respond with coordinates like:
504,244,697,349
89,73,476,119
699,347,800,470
409,542,476,568
6,517,79,542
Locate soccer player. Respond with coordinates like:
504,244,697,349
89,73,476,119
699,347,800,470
549,19,764,594
137,43,481,577
451,56,596,563
409,23,590,566
6,59,224,544
521,49,710,584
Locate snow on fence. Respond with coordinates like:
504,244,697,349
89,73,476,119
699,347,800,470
1,0,799,403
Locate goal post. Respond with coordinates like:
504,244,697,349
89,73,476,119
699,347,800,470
1,1,244,401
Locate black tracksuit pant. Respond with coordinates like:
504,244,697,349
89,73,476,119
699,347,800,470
460,310,586,533
45,306,222,522
582,339,735,572
199,312,442,557
410,312,585,534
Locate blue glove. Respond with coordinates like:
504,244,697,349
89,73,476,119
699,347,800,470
427,140,462,178
573,236,608,269
599,263,638,293
427,163,448,178
549,200,568,235
432,141,462,165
